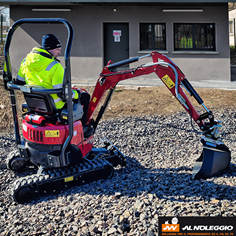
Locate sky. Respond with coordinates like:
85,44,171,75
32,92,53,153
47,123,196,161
0,6,10,26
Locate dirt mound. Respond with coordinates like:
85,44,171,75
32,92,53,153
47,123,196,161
0,81,24,133
1,41,236,134
1,78,236,135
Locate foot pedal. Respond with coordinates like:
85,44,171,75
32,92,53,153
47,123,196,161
83,126,94,138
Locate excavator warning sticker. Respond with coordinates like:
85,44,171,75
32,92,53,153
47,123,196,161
161,74,175,89
45,130,60,137
64,176,74,182
92,97,97,103
23,124,27,132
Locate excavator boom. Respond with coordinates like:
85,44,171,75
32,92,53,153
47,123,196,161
87,51,231,179
88,52,210,130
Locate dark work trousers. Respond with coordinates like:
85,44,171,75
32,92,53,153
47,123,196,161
79,91,90,126
59,90,90,126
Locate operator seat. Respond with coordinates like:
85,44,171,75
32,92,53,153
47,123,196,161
22,87,84,123
23,93,58,115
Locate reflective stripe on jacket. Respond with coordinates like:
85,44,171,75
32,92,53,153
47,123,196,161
17,47,78,109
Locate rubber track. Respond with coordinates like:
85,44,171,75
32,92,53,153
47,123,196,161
12,159,114,203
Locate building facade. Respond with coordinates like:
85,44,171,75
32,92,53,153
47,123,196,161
0,1,231,81
229,8,236,46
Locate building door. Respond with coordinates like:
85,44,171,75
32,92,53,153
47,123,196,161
104,23,129,70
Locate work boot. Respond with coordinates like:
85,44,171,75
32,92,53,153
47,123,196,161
83,125,94,138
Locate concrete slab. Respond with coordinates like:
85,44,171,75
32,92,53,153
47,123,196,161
72,76,236,90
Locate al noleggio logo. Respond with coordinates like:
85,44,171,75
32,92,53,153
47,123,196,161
159,217,236,236
162,217,180,232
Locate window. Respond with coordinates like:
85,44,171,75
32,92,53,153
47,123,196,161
174,23,215,51
229,21,234,35
140,23,166,50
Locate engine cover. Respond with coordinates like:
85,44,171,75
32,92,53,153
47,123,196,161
22,119,84,145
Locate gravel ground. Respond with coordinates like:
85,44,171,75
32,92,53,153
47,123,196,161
0,109,236,236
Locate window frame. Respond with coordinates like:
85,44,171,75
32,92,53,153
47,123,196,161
174,23,216,51
139,22,166,51
229,20,234,35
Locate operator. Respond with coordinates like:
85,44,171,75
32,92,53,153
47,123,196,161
16,34,90,126
180,33,193,49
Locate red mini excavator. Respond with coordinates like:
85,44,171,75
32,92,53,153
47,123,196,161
3,18,231,203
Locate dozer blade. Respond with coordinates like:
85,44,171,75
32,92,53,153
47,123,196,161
192,140,231,179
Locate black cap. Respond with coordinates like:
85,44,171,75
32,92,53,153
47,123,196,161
42,34,61,50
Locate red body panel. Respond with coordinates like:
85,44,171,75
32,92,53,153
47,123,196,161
22,119,93,157
78,135,94,157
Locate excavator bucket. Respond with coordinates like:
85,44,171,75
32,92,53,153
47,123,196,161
192,140,231,179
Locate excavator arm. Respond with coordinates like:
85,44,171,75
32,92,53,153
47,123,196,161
87,51,231,180
88,51,215,135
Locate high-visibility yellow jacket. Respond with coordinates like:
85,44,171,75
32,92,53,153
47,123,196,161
180,37,193,49
17,47,78,109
